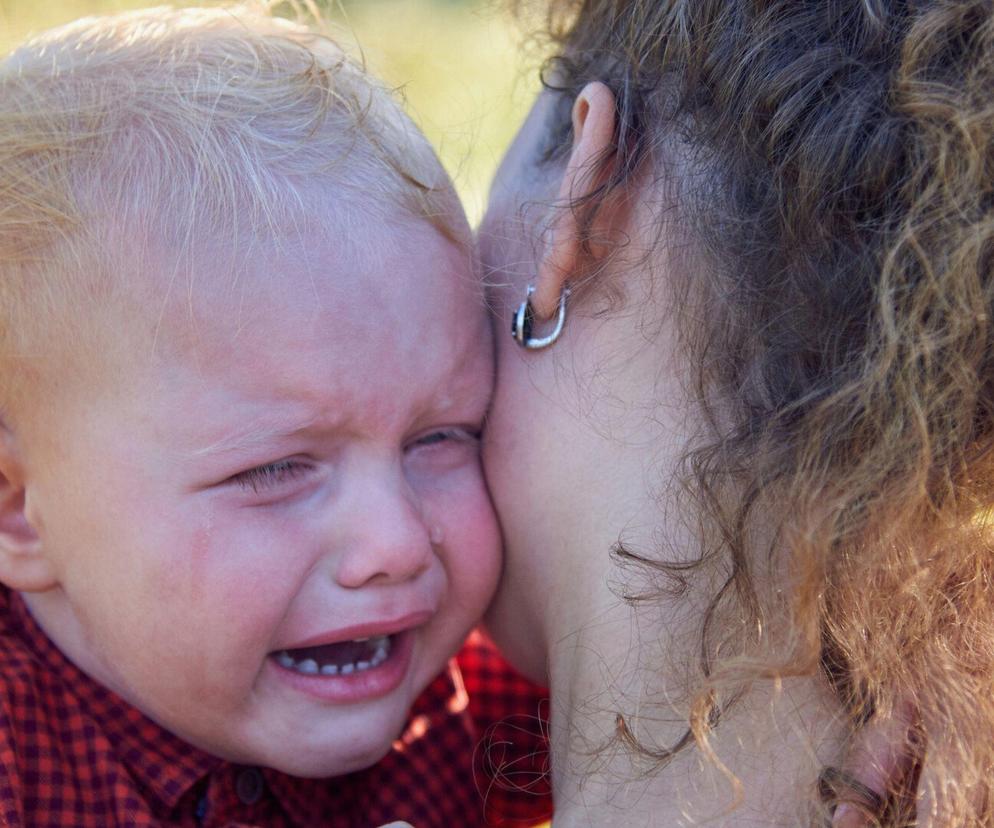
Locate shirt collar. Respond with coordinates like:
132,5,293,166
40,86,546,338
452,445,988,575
3,587,469,825
5,589,221,811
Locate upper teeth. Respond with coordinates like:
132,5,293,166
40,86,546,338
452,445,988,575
275,634,392,676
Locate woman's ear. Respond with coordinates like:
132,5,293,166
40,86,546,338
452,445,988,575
531,81,620,320
0,423,54,592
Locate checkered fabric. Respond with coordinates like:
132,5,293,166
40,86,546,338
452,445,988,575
462,638,553,826
0,589,551,827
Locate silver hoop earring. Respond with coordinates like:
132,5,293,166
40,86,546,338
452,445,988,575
510,285,570,350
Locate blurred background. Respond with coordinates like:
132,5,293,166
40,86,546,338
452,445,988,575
0,0,544,225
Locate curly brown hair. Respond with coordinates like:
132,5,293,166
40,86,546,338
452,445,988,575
521,0,994,822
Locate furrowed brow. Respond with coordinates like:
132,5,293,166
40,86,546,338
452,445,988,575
190,417,320,459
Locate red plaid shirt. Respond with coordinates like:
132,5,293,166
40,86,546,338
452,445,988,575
0,589,551,827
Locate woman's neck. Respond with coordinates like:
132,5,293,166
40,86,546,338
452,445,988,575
543,572,847,826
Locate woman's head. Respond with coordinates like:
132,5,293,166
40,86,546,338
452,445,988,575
482,1,994,820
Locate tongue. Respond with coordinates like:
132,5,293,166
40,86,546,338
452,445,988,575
288,640,372,667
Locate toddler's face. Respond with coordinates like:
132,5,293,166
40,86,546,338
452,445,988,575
17,209,500,776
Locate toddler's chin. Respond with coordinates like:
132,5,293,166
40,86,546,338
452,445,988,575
229,704,414,779
286,734,399,779
272,737,397,779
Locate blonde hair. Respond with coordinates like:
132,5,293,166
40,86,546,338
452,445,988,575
0,4,466,406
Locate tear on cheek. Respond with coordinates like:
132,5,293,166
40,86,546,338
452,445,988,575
182,522,215,602
191,526,211,570
462,514,503,600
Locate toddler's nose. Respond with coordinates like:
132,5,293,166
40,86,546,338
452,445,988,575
333,479,433,589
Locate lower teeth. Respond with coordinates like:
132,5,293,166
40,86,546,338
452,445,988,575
276,634,392,676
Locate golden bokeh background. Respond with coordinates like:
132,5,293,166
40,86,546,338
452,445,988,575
0,0,543,224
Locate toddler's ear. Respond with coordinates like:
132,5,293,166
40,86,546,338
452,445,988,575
0,422,54,592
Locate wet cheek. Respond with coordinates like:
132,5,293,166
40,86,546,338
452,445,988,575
178,516,306,647
183,526,212,604
439,478,503,611
408,460,503,617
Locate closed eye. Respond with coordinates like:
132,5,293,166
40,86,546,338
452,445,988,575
229,459,310,493
412,428,480,448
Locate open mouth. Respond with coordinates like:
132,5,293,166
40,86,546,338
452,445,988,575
272,634,393,677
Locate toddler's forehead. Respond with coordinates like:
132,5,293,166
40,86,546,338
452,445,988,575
11,189,478,415
125,203,480,350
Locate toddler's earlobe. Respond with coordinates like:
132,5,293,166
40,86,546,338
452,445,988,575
0,431,53,592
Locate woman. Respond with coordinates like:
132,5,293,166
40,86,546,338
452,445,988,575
479,1,994,825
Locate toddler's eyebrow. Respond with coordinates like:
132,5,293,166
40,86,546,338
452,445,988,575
190,418,320,459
